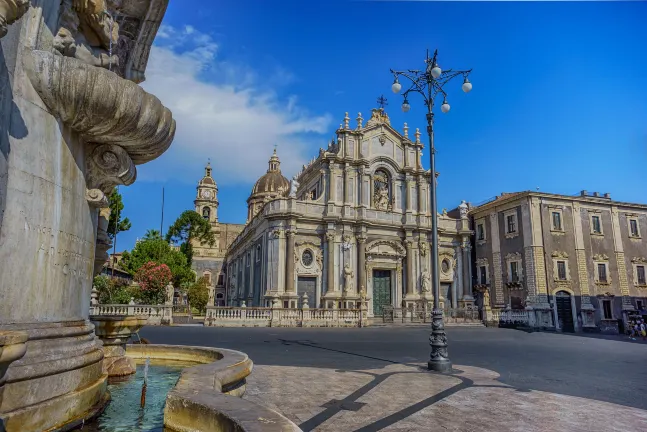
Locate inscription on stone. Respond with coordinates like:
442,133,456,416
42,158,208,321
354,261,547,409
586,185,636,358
22,212,94,281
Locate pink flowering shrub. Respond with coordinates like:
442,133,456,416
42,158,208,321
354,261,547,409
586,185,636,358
134,261,172,305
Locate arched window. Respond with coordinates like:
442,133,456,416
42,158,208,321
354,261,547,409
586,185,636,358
203,271,212,284
202,206,211,220
373,169,391,211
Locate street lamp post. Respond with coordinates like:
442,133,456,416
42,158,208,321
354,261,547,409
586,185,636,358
390,49,472,373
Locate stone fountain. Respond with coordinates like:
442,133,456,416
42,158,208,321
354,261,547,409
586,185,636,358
0,2,303,431
0,1,174,430
91,315,148,377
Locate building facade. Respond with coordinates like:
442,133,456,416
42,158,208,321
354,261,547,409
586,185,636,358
470,191,647,333
192,162,245,306
215,108,473,316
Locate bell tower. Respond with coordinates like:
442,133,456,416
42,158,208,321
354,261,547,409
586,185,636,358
195,161,219,224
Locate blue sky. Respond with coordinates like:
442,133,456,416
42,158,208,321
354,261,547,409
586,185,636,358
118,0,647,251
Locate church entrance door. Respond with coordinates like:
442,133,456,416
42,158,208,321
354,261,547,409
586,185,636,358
297,277,316,308
372,270,392,316
555,291,574,333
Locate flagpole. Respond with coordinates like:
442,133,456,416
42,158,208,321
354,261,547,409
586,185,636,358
160,186,165,237
111,186,119,278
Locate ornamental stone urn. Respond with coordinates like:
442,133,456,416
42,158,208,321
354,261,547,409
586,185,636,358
90,315,149,377
0,1,173,430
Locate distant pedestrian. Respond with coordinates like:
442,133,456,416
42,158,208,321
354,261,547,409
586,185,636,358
632,322,640,341
629,320,638,340
640,320,646,341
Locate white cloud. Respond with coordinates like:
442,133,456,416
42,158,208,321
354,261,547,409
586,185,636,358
139,25,332,185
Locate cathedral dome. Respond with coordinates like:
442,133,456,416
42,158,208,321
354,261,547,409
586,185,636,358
246,149,289,222
249,149,289,197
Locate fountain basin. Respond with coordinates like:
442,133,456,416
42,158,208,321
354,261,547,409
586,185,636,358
91,315,148,377
125,344,302,431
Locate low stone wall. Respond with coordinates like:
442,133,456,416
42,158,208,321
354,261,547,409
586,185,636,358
125,344,301,432
205,307,366,328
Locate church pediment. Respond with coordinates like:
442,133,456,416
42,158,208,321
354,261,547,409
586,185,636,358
366,240,406,257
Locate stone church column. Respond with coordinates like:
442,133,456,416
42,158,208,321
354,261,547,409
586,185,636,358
358,235,367,291
461,237,474,304
285,229,296,294
326,232,336,293
404,240,416,305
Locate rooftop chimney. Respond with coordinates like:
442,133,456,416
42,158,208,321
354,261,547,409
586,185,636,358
603,193,611,199
581,190,587,196
593,192,599,197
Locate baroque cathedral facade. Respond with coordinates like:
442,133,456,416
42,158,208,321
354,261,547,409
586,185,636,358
192,108,474,316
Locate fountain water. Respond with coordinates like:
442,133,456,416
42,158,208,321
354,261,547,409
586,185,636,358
141,358,150,409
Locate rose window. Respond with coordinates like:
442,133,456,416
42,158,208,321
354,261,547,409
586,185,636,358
302,250,314,266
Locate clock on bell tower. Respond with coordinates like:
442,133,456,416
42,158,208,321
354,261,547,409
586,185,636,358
194,161,219,224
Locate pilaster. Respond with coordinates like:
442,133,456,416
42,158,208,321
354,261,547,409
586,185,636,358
611,206,633,310
571,202,596,327
488,212,504,307
522,198,552,328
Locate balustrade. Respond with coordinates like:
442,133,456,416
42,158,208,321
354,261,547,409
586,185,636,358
90,304,173,325
204,306,363,328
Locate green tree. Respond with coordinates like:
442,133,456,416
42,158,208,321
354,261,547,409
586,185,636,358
165,210,215,265
119,235,194,287
143,229,162,241
187,277,209,315
135,262,173,305
108,188,131,240
93,275,137,304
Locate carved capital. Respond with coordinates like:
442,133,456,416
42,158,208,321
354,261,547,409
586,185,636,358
404,239,413,249
356,235,367,244
0,0,29,38
325,232,336,242
86,144,136,194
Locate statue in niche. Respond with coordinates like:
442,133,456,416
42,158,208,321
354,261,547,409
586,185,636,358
374,187,390,210
421,271,431,293
343,264,354,292
54,0,121,70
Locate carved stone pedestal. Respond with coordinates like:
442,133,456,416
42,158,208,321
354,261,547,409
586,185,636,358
580,304,597,331
90,316,148,377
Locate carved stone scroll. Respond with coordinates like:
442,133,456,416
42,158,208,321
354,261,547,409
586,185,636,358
24,50,175,166
86,144,136,194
